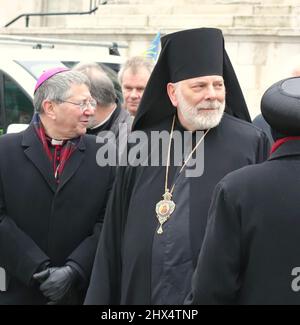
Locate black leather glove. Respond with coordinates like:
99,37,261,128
33,266,78,302
31,261,51,286
32,268,50,283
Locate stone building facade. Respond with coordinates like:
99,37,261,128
1,0,300,117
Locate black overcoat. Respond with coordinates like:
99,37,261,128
0,124,114,304
187,139,300,304
85,113,270,304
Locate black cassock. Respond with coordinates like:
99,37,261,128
85,113,270,305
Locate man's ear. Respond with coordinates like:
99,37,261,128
42,100,56,120
167,83,178,108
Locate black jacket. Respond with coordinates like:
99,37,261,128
87,105,133,138
187,139,300,304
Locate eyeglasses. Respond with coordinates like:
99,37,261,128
59,99,97,111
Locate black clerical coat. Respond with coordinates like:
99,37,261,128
187,139,300,305
87,104,132,137
0,124,114,304
85,113,270,305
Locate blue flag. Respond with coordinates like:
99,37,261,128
144,31,161,61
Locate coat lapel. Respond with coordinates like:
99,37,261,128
22,125,57,193
57,137,86,192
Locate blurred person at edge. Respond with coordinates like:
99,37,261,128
186,76,300,305
0,68,115,305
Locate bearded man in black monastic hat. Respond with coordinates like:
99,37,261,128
186,76,300,305
85,28,270,305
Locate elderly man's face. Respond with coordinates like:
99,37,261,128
169,75,226,131
54,83,95,138
121,67,151,116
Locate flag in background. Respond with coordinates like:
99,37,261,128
144,31,161,62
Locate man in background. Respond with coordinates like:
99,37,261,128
118,56,154,117
74,62,132,138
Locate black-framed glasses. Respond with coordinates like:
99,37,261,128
60,99,97,111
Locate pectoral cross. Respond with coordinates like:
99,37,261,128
155,190,175,234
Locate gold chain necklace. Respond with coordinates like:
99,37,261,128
155,115,210,234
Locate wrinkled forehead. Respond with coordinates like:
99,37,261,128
181,75,224,85
66,83,91,97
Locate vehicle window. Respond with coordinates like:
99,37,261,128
62,61,120,74
3,74,33,130
15,60,65,79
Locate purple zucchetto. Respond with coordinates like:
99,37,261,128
34,67,70,93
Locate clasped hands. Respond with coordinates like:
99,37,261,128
33,265,77,304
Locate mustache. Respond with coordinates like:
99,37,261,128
196,100,224,110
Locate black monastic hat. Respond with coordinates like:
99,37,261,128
261,77,300,136
132,28,251,131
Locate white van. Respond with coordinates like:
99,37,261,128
0,47,124,134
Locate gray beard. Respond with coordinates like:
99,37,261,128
177,97,226,130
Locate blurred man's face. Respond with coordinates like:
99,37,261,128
168,75,226,131
121,67,151,116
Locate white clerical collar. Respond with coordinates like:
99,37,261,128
91,106,116,130
51,138,64,145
